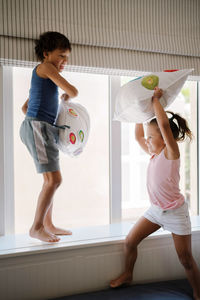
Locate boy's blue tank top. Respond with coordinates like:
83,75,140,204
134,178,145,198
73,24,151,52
27,66,59,124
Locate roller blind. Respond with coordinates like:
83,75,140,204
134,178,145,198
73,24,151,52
0,0,200,75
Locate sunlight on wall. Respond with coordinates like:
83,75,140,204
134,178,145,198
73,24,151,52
121,79,197,222
13,67,109,233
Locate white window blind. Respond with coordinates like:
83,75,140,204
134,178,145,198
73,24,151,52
0,0,200,75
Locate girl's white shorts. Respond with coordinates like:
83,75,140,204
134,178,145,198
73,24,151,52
143,202,191,235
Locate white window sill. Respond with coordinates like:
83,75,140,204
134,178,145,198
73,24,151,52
0,216,200,259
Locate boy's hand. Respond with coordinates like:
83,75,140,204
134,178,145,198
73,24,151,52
61,93,70,101
22,98,29,115
153,87,163,99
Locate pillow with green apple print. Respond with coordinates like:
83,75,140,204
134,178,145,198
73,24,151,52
113,69,193,123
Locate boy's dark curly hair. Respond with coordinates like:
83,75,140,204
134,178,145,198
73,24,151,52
35,31,71,61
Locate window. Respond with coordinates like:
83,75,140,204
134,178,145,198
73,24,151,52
0,66,199,236
121,78,198,222
13,67,109,233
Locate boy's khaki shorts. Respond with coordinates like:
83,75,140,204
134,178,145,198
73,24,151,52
20,117,60,173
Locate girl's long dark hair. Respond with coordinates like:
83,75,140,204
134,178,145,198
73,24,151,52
149,111,192,142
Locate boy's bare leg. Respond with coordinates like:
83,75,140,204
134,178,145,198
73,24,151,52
29,171,62,242
110,217,160,288
172,234,200,300
44,203,72,235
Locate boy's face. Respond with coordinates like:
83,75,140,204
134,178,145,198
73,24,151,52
43,48,70,72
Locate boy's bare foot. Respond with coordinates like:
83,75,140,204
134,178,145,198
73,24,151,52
44,225,72,236
29,226,60,243
110,272,132,288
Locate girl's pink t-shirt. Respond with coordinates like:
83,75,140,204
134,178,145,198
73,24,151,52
147,148,184,210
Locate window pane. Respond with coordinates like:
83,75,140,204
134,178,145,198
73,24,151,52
121,77,198,222
169,81,198,216
13,67,109,233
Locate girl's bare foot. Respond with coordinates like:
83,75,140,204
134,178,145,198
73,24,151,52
44,224,72,236
110,272,132,288
29,226,60,243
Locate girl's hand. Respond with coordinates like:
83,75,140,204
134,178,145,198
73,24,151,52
152,87,163,100
61,93,70,101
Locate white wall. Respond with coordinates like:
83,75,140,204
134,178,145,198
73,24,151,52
0,232,200,300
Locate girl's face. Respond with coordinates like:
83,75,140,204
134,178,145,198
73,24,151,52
146,124,165,155
43,48,70,72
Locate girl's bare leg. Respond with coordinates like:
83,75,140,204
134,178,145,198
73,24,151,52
43,202,72,235
110,217,160,288
29,171,62,243
172,233,200,300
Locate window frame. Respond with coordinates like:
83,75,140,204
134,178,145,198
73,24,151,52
0,66,14,235
0,66,199,235
198,82,200,214
109,76,122,223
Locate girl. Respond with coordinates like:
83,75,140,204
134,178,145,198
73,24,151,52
20,31,78,243
110,87,200,300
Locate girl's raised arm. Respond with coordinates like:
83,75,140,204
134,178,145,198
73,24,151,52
135,123,149,154
152,87,179,159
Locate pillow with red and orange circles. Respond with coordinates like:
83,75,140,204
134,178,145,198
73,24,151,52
56,98,90,157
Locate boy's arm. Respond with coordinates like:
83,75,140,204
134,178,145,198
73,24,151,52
39,63,78,98
22,99,29,114
135,123,149,154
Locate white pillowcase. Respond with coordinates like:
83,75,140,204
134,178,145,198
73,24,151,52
55,99,90,157
113,69,193,123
